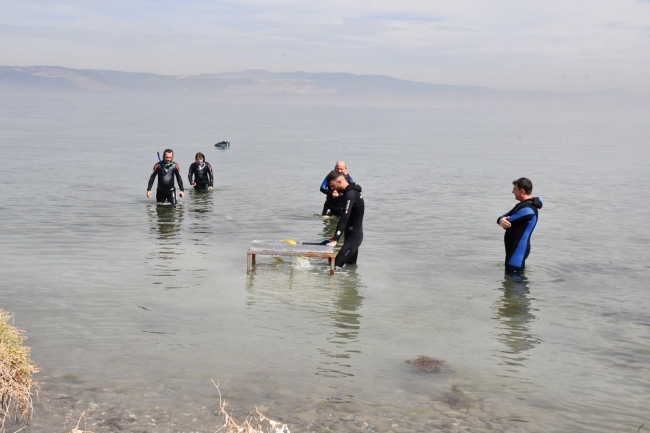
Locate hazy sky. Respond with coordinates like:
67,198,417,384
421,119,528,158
1,0,649,93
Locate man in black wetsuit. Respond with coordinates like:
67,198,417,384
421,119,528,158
320,161,354,220
188,152,213,192
146,149,185,207
497,178,543,275
326,170,364,268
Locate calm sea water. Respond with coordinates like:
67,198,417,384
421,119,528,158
1,94,649,432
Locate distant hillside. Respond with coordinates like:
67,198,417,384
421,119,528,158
0,66,644,108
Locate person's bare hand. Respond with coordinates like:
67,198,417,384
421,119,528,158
146,191,152,198
327,240,337,246
179,191,184,198
208,186,213,190
191,182,196,186
499,216,511,229
332,190,339,198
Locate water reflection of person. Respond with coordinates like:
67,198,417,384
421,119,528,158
317,269,364,381
493,274,540,364
244,265,364,383
146,204,184,266
147,203,184,239
146,204,185,288
186,187,214,245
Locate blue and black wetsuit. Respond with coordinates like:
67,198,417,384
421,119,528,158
147,161,184,207
320,173,354,217
332,183,364,267
188,161,213,191
497,197,543,273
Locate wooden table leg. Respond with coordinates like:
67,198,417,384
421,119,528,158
329,257,335,275
247,253,252,274
252,254,256,264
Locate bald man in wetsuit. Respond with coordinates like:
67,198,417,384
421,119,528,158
320,161,354,220
147,149,185,207
497,177,543,275
327,170,364,268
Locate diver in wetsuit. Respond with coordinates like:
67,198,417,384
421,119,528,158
326,170,364,268
188,152,213,192
320,161,354,220
147,149,185,207
497,177,543,275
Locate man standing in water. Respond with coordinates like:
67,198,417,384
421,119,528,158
327,171,364,268
497,178,543,274
188,152,213,192
147,149,184,207
320,161,354,220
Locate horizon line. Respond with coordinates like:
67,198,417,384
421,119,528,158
0,64,637,97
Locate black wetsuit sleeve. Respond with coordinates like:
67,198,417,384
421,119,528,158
175,164,184,191
207,163,214,187
188,163,195,185
147,163,159,191
332,190,356,242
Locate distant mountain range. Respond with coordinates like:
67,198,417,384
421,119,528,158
0,66,644,107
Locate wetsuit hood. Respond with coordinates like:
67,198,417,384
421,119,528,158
347,182,362,193
531,197,543,209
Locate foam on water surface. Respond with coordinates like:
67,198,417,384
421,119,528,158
291,256,311,267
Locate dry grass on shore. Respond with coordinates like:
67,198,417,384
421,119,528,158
213,380,290,433
2,306,285,433
0,310,39,433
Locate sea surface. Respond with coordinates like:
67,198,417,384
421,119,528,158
1,93,649,433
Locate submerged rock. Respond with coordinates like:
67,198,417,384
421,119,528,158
405,355,445,372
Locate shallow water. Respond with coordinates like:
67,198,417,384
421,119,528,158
1,94,649,432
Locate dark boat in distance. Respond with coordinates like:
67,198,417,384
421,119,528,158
215,141,230,148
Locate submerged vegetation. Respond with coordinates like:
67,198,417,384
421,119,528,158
0,310,39,432
443,385,476,410
405,355,445,372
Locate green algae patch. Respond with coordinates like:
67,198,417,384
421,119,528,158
0,310,39,432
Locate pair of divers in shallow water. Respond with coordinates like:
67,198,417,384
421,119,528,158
147,149,213,208
319,161,364,269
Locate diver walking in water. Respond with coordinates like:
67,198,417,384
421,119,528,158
147,149,185,207
326,171,364,268
320,161,354,220
497,178,543,275
188,152,213,192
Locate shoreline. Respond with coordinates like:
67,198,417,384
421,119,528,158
18,375,535,433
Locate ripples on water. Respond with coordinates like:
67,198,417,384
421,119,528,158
1,94,649,432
